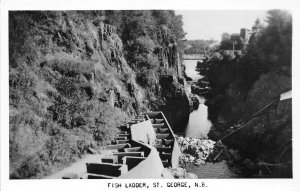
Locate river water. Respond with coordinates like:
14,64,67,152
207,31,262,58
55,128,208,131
184,60,212,139
183,59,240,178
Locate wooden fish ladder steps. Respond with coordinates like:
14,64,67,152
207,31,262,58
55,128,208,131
62,112,177,179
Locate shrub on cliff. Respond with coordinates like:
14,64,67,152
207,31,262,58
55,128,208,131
184,39,217,54
194,11,292,176
254,10,292,69
9,11,134,179
9,10,186,179
193,10,292,134
198,9,291,99
103,10,185,87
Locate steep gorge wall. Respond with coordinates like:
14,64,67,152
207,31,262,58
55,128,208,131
9,11,190,179
9,11,144,179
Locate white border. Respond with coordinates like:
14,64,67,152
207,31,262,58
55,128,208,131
1,0,300,191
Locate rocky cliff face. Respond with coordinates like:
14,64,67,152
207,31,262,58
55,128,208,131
9,11,190,178
196,9,292,177
158,75,191,133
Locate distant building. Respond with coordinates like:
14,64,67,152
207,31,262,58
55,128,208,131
240,28,253,41
220,24,261,51
230,34,241,50
230,33,241,41
228,27,259,50
252,26,259,33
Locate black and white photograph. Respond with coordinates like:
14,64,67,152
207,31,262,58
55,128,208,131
1,0,299,190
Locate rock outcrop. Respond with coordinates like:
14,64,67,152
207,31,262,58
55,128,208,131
157,75,191,133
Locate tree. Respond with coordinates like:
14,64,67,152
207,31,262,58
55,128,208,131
256,10,292,69
253,18,264,30
102,10,186,87
221,33,231,42
219,33,232,50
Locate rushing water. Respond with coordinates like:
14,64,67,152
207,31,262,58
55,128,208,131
183,59,241,178
184,60,212,139
184,60,203,80
185,96,212,139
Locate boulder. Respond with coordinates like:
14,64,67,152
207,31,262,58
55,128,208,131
191,96,199,110
228,149,241,161
185,76,193,81
185,172,198,179
170,167,185,179
242,158,256,170
87,147,98,154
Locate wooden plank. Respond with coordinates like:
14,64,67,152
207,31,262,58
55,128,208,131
161,159,169,167
101,156,118,164
62,173,78,179
116,133,130,137
160,152,172,161
113,151,144,158
116,140,130,144
153,119,164,124
164,139,174,146
152,123,165,128
81,173,116,179
156,133,170,139
86,163,127,177
115,136,128,140
156,146,172,153
158,128,169,133
105,143,130,150
122,156,146,170
124,147,142,152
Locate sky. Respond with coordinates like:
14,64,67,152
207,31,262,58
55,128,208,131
176,10,268,41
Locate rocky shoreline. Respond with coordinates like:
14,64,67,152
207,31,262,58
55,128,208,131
175,135,271,178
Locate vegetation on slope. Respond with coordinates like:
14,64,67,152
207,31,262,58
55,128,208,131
198,9,292,122
9,10,186,178
184,39,218,55
196,10,292,177
103,10,190,132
